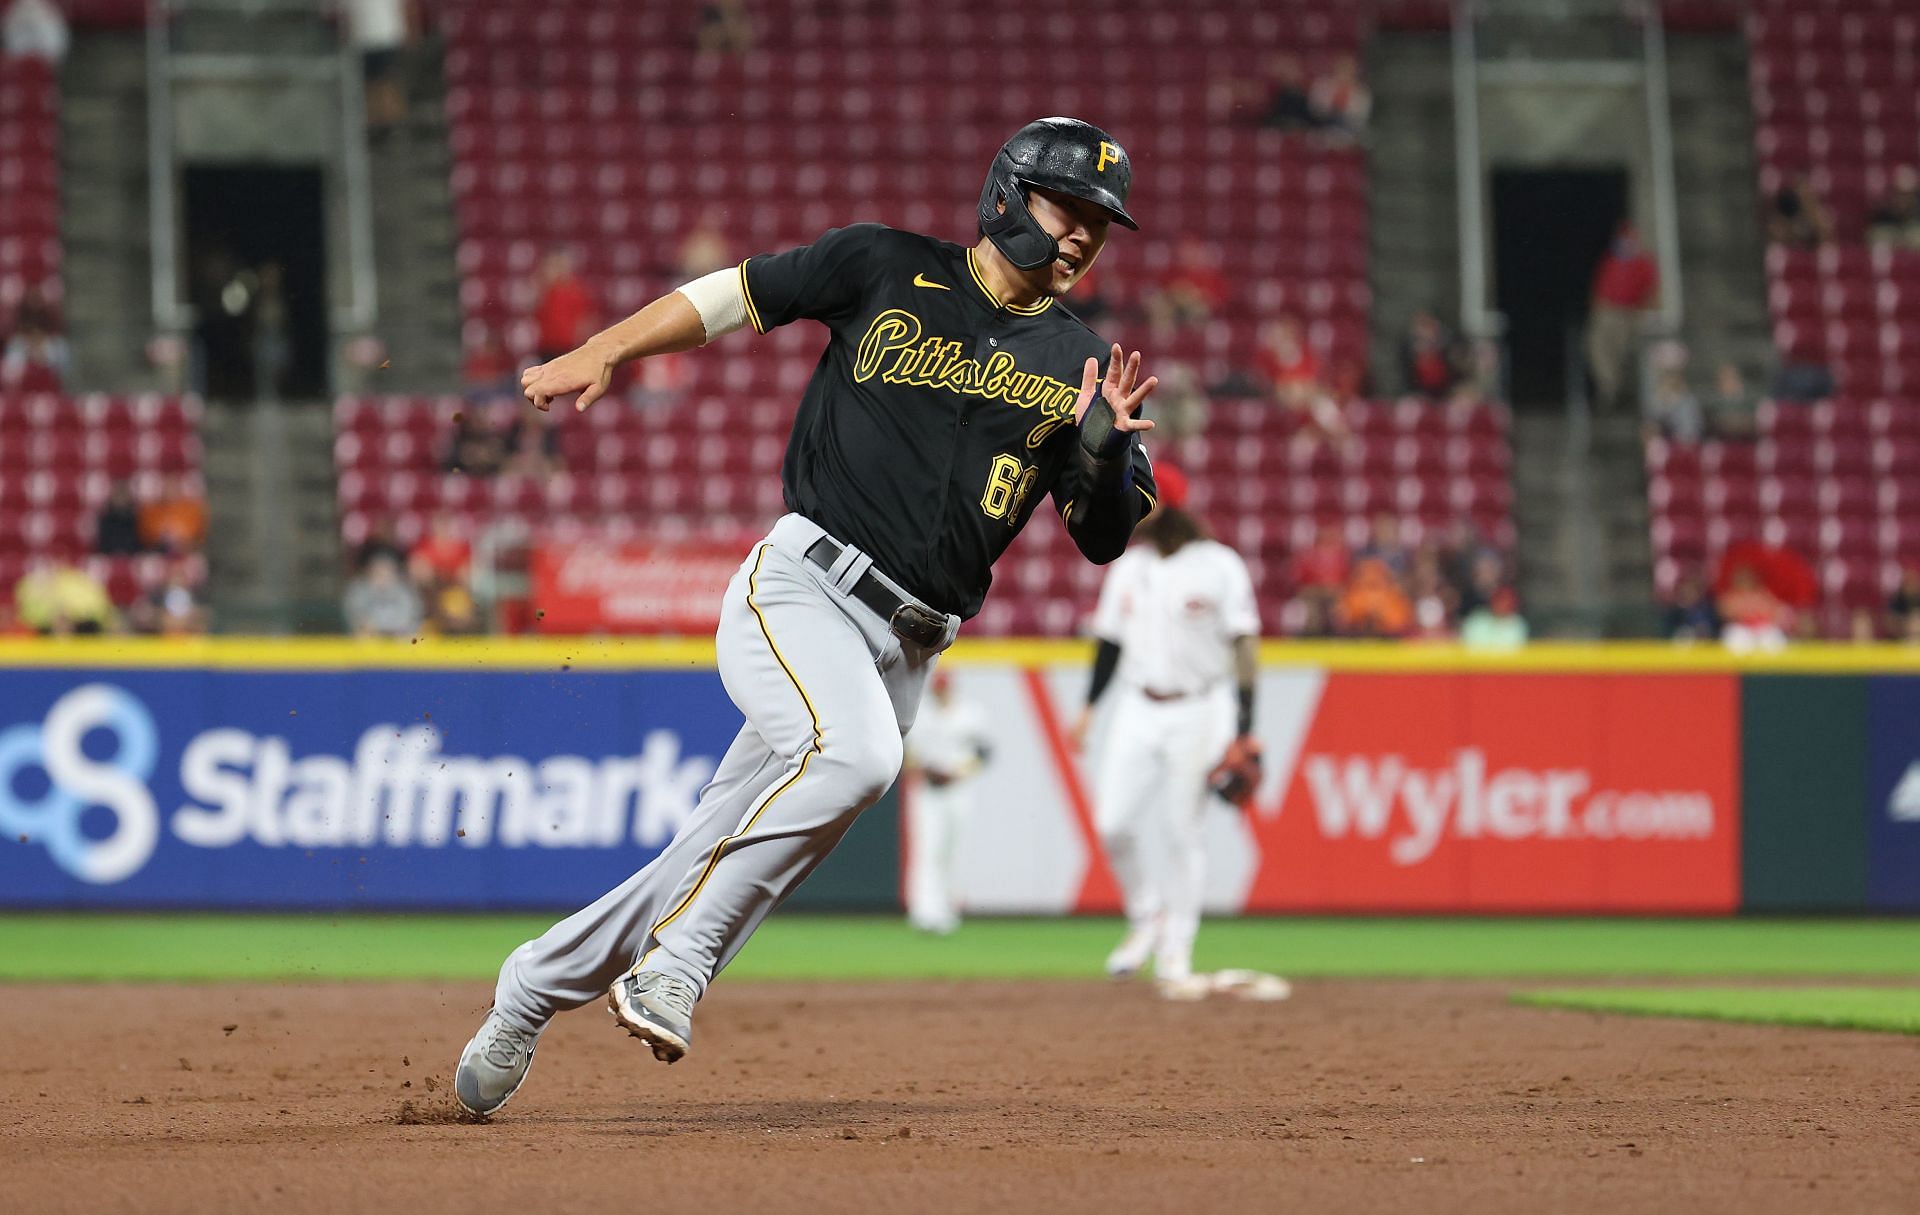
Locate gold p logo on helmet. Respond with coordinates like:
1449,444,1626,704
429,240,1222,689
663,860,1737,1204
1096,141,1120,172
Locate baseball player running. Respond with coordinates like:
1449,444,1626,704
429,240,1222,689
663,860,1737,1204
456,118,1159,1116
1071,468,1262,997
902,668,992,934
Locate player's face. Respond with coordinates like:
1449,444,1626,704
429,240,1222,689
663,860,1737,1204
1024,188,1110,297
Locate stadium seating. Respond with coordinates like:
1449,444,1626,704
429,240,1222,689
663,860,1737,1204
0,54,60,337
0,392,209,611
353,0,1517,635
1642,0,1920,636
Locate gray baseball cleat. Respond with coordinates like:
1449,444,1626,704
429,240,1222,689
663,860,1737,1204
455,1010,540,1117
608,970,696,1063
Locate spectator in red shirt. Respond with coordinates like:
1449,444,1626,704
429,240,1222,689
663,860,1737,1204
1585,221,1659,413
1289,521,1350,616
409,513,472,588
1255,314,1322,406
1400,309,1459,400
1142,237,1228,335
534,248,594,363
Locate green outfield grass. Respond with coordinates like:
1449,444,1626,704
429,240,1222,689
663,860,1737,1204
0,914,1918,984
1517,987,1920,1034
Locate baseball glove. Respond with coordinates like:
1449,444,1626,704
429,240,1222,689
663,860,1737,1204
1207,735,1263,809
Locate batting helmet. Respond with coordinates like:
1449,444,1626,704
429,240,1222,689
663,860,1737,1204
977,117,1138,272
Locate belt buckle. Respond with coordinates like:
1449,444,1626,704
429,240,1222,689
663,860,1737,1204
888,602,945,649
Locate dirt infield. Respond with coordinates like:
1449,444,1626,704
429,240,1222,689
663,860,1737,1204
2,978,1915,1214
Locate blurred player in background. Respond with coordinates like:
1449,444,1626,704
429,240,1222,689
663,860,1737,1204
1072,466,1263,998
902,669,992,934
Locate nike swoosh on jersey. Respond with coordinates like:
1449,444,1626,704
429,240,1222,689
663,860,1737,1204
912,274,951,291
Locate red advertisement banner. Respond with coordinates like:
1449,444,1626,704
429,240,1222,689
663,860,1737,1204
1241,674,1742,913
529,539,746,635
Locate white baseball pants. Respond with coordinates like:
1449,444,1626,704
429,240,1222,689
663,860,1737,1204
905,779,971,933
1092,686,1235,981
490,514,958,1031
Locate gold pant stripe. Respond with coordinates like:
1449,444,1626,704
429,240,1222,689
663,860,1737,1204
645,544,820,943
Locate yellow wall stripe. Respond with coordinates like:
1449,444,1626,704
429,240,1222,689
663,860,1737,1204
4,636,1920,675
644,544,822,941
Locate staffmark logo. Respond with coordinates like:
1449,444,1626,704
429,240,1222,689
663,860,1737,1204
1300,748,1716,866
1889,762,1920,822
0,685,162,884
0,684,719,884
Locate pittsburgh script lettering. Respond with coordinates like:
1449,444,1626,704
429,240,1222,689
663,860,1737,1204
851,308,1078,447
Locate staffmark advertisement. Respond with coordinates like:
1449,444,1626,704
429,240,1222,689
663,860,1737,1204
0,669,737,907
946,668,1742,915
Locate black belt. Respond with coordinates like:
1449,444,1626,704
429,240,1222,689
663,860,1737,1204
803,536,948,649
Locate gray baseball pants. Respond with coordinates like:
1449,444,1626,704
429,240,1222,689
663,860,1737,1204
490,514,958,1032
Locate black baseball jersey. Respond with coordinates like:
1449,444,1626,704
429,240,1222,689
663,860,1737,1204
739,223,1157,619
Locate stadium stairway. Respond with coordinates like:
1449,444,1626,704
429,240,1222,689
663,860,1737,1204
1667,29,1773,379
201,401,344,633
1512,413,1657,637
366,35,463,392
58,28,160,393
1365,27,1460,396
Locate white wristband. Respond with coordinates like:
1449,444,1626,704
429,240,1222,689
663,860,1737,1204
678,266,749,344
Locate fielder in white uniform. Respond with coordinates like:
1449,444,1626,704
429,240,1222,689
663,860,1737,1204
1072,467,1261,994
902,669,992,934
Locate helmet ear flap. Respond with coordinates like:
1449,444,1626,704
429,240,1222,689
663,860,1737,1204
977,153,1058,272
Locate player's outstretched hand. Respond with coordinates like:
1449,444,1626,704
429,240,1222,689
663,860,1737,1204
522,345,615,414
1074,344,1158,434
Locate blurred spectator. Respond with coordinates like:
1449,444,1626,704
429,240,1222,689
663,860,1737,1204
427,578,483,635
1648,367,1704,443
506,406,562,477
345,0,412,137
94,481,144,556
462,326,518,394
1662,571,1722,642
1407,544,1456,640
1142,237,1229,334
1260,53,1315,131
1848,606,1879,644
1460,588,1528,650
1254,315,1322,406
252,262,290,403
409,513,472,588
1067,263,1113,322
1768,176,1832,248
1355,513,1409,580
344,552,423,638
1586,221,1658,413
1454,548,1507,620
1769,358,1834,403
2,0,68,61
534,248,594,363
695,0,753,55
1,298,71,391
1717,565,1789,653
354,518,407,572
138,475,208,554
1288,522,1350,623
1334,557,1411,637
1867,166,1920,250
130,558,209,636
13,563,113,635
1705,361,1758,440
1308,54,1371,141
1401,310,1459,400
677,214,732,280
1146,361,1210,445
1889,566,1920,643
444,408,509,475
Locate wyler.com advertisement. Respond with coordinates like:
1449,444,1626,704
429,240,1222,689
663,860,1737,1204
951,667,1743,916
